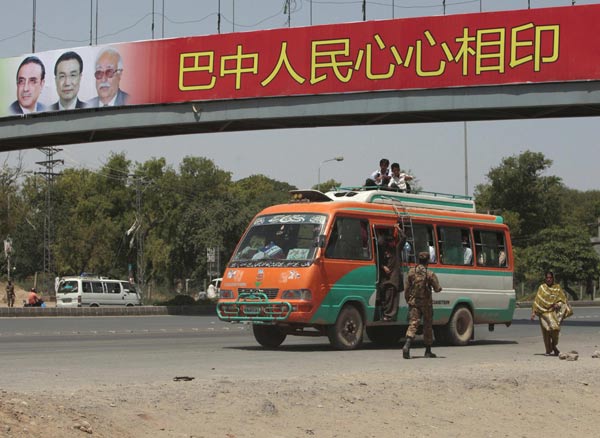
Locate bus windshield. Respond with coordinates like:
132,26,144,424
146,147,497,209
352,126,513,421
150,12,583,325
231,214,327,265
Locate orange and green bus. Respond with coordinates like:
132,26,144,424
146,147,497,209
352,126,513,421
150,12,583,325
217,188,515,350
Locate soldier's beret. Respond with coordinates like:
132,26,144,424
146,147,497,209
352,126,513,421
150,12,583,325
418,251,429,261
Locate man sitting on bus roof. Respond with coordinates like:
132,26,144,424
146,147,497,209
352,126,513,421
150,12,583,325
364,158,391,188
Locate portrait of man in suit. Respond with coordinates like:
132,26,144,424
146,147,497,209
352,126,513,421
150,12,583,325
88,47,130,107
50,51,88,111
9,56,47,114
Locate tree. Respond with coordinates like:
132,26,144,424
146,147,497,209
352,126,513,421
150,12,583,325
518,225,600,300
311,179,340,192
0,153,25,239
474,151,564,243
558,188,600,234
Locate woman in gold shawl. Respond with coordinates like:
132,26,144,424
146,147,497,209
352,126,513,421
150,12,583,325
530,271,572,356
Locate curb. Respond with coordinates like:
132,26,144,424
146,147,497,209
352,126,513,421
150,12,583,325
0,305,217,317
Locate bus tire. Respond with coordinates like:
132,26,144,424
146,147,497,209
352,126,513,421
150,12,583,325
446,306,474,346
366,325,403,347
252,324,287,348
327,305,364,350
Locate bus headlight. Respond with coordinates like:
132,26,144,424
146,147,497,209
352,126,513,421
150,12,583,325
281,289,312,301
219,289,234,299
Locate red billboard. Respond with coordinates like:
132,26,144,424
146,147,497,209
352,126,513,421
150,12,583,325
2,4,599,117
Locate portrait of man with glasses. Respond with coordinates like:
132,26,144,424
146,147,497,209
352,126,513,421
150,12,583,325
88,47,130,108
50,51,89,111
9,56,48,115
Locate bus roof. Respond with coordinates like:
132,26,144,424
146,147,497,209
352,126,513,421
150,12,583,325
264,188,504,225
291,188,475,213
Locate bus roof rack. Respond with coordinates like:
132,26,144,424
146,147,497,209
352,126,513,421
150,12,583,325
325,187,476,213
289,189,333,203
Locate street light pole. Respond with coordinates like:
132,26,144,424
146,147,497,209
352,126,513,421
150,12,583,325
318,156,344,192
464,121,469,196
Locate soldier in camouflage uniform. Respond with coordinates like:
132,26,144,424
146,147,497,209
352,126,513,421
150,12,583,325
402,251,442,359
6,280,15,308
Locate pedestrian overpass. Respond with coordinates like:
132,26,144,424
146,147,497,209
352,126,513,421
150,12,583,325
1,4,599,152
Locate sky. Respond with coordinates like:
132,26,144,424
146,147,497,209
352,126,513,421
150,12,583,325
0,0,598,197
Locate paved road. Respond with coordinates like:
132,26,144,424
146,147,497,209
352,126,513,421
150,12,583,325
0,308,598,392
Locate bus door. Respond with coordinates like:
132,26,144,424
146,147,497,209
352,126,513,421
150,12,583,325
373,225,398,321
321,216,373,322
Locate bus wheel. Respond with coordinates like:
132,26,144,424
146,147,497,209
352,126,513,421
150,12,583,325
446,306,474,346
327,305,364,350
366,326,403,347
252,324,287,348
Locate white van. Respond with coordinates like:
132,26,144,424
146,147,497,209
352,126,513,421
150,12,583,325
56,276,142,307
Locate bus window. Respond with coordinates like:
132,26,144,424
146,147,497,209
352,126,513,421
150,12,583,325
438,226,473,266
91,281,104,293
474,230,507,268
412,224,436,264
232,214,327,262
325,217,371,260
82,281,93,293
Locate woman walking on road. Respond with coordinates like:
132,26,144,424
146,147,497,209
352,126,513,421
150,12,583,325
530,271,572,356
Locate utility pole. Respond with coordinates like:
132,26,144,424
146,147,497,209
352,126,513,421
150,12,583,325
35,147,63,295
131,175,146,299
218,0,221,33
4,238,12,281
151,0,155,39
284,0,291,28
32,0,36,52
362,0,366,21
89,0,93,45
463,122,469,196
95,0,99,45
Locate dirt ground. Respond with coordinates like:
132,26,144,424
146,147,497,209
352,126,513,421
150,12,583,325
1,351,599,437
2,282,599,437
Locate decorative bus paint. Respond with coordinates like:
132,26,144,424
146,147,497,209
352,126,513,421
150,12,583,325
216,188,515,350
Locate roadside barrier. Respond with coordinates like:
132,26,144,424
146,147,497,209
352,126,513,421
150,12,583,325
0,305,217,317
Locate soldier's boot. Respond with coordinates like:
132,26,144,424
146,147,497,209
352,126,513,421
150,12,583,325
424,346,437,358
402,337,412,359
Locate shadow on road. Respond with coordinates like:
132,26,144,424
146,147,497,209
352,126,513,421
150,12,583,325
224,338,518,352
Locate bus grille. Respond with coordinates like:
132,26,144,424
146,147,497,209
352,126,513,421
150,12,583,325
238,288,279,299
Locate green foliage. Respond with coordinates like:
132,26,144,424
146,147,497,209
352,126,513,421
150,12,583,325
474,150,563,242
3,149,598,298
558,188,600,235
517,226,599,296
475,150,600,294
312,179,340,192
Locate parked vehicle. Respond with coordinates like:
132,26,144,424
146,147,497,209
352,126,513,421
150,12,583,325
56,275,142,307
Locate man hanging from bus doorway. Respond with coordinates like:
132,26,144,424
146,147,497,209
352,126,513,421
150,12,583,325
402,251,442,359
379,222,406,321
